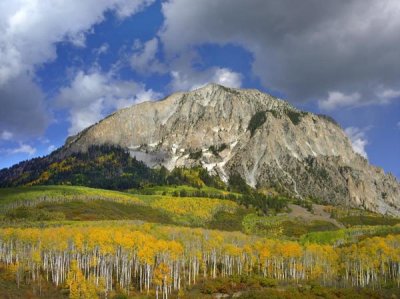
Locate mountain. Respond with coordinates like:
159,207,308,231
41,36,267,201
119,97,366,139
2,84,400,215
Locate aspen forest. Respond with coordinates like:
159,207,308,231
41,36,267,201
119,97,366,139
1,223,400,298
0,185,400,298
0,150,400,298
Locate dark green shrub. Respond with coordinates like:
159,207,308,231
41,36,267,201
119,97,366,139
189,150,202,159
5,207,66,221
317,114,340,126
258,277,278,288
248,111,267,137
285,110,306,125
228,173,252,194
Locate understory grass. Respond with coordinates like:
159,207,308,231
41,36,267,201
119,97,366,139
300,224,400,245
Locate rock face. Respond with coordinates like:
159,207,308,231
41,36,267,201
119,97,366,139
63,84,400,216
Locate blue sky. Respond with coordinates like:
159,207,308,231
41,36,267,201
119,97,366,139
0,0,399,179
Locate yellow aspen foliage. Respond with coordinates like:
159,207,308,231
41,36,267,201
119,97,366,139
153,262,171,286
150,196,237,224
67,261,99,299
1,223,400,295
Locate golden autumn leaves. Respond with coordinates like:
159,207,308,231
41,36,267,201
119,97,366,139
1,223,399,298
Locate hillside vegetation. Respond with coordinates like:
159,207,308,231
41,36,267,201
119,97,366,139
0,145,400,298
0,145,225,190
1,221,400,299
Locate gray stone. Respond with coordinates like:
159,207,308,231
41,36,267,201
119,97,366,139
61,83,400,216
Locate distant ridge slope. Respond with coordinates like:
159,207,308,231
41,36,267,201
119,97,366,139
2,84,400,215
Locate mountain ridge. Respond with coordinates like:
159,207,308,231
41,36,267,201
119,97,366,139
2,83,400,216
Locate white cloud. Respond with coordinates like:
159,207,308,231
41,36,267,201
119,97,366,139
131,38,165,74
113,0,155,18
56,69,161,135
171,67,242,91
0,0,154,138
376,88,400,103
318,88,400,111
47,144,56,153
0,0,154,86
68,31,89,48
94,43,110,56
160,0,400,105
116,88,161,108
1,130,13,140
345,127,369,159
213,68,242,88
397,121,400,129
128,38,242,91
38,137,50,144
318,91,362,111
10,143,36,156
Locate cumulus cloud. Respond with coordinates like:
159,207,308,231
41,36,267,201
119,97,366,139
319,88,400,111
345,127,369,158
113,0,155,18
0,74,48,138
131,38,165,74
47,144,56,153
160,0,400,104
129,38,242,92
0,0,154,138
56,69,161,135
10,143,36,156
93,43,110,56
212,68,242,88
318,91,362,111
171,67,242,91
0,0,154,85
1,130,13,141
376,88,400,103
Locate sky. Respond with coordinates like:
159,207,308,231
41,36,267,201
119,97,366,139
0,0,399,179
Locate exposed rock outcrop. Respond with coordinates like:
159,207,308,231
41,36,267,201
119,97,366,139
58,84,400,215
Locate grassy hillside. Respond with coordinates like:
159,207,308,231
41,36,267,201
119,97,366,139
0,184,400,298
129,184,240,197
2,185,399,236
0,185,247,230
300,224,400,245
0,185,143,208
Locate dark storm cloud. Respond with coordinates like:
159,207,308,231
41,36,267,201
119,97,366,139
160,0,400,107
0,75,48,139
0,0,154,139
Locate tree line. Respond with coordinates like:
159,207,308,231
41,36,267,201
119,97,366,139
0,145,225,191
0,225,399,298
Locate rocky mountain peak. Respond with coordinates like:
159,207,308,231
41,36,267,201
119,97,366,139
60,84,400,216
